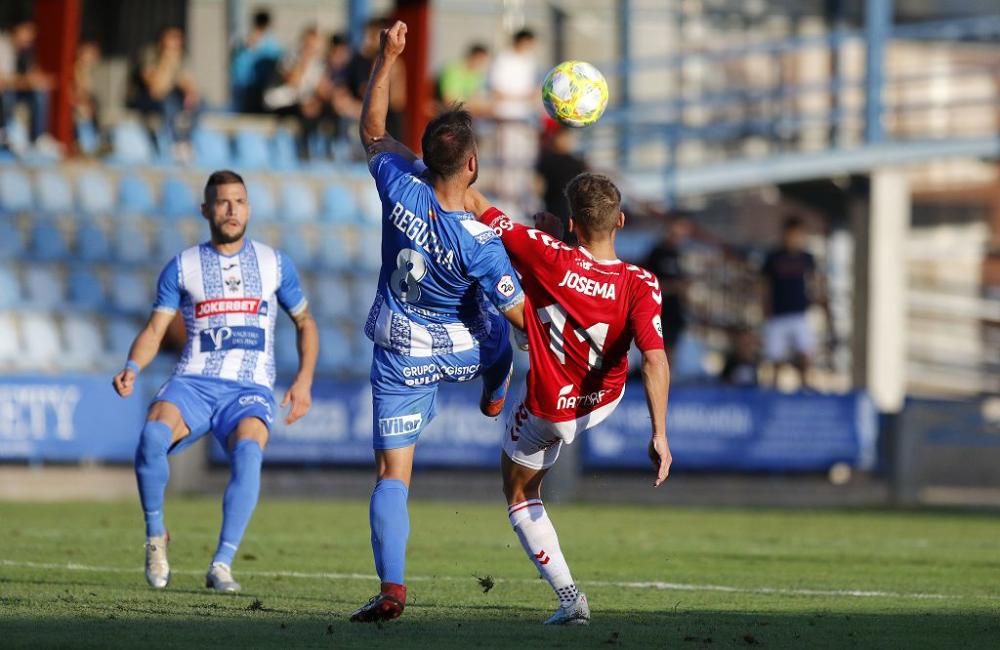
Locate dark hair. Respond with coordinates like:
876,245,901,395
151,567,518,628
565,172,622,235
204,170,246,199
366,16,391,31
252,10,271,29
330,32,349,48
513,28,535,44
421,107,476,180
467,43,488,57
782,215,805,232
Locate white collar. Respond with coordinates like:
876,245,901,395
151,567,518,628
578,245,621,265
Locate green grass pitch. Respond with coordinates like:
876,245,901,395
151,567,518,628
1,499,998,648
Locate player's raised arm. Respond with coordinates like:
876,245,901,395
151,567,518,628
112,310,175,398
359,20,417,163
641,348,672,487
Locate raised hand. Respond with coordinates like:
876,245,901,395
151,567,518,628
380,20,407,60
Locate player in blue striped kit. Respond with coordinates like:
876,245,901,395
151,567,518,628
112,170,318,593
349,21,526,622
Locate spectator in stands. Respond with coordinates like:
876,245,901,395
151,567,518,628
489,28,539,211
760,215,826,388
264,25,326,159
72,41,101,154
438,43,490,115
642,214,693,355
535,123,586,237
128,26,201,155
315,32,352,144
720,326,760,387
339,18,406,140
0,20,53,148
230,9,284,114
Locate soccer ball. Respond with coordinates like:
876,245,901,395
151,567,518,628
541,60,609,128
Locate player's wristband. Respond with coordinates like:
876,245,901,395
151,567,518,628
480,206,504,226
124,360,140,375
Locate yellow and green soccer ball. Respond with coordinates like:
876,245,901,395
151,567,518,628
541,60,609,128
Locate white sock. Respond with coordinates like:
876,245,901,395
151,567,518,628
507,499,579,606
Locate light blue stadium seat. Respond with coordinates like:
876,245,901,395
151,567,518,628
350,274,378,321
317,326,351,374
246,180,276,221
114,224,152,265
62,314,105,370
67,268,106,311
0,218,24,259
23,266,65,309
35,170,74,215
352,330,374,370
0,265,21,307
29,222,69,262
358,184,383,224
111,121,154,165
0,312,19,367
107,317,140,358
270,128,299,171
274,315,299,375
234,129,271,170
118,174,155,218
0,167,33,214
19,313,62,369
111,273,152,315
316,227,352,272
354,227,382,272
282,226,314,268
77,169,115,217
160,176,198,220
192,127,231,169
154,220,189,262
77,221,111,262
321,184,358,223
279,181,318,223
311,275,349,322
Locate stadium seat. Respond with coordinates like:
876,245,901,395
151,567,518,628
274,315,299,375
77,169,115,217
62,314,105,370
350,275,378,320
19,313,62,369
29,222,69,262
354,227,382,272
0,312,19,368
23,265,65,310
246,180,276,221
154,220,189,262
0,265,21,307
110,273,152,315
77,221,111,262
111,121,155,165
310,275,349,322
192,127,232,169
106,317,140,358
352,329,374,368
279,180,319,223
270,128,299,171
0,218,24,259
67,268,106,311
118,174,156,218
317,326,351,374
282,226,314,268
357,184,383,224
321,184,358,223
315,227,352,271
234,129,271,170
0,167,33,214
114,224,152,265
35,170,74,215
160,176,198,220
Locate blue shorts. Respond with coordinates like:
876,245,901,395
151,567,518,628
153,375,276,455
370,314,511,450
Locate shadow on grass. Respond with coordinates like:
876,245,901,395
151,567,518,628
2,610,998,649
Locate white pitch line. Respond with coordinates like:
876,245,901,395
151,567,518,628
1,558,970,601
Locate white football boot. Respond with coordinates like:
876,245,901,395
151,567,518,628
144,534,170,589
205,562,242,593
543,592,591,625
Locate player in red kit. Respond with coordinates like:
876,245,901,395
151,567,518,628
465,173,672,625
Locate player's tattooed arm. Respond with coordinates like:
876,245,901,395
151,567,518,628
282,307,318,425
359,20,417,164
112,310,175,398
640,348,672,487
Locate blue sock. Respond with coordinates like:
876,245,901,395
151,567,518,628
369,479,410,585
212,439,264,567
482,341,514,402
134,420,173,538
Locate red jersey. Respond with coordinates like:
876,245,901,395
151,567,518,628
480,208,665,423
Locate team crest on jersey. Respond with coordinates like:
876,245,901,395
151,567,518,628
577,259,594,271
225,276,242,292
497,275,516,298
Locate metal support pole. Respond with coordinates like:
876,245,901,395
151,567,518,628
34,0,80,147
617,0,632,169
226,0,247,44
826,0,846,146
395,0,430,153
864,0,892,144
551,3,567,63
349,0,370,50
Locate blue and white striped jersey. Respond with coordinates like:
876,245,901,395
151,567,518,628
153,239,307,389
364,152,524,357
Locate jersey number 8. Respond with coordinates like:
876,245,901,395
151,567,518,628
391,248,428,303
